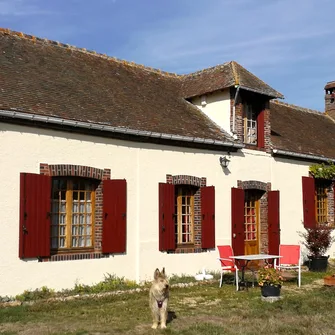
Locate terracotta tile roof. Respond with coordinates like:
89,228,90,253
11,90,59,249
270,101,335,159
181,61,284,99
0,28,234,143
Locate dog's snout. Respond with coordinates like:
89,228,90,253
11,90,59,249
165,284,169,288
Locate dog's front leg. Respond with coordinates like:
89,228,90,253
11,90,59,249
160,306,167,329
151,309,159,329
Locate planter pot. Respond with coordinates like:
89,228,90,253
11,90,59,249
324,276,335,286
261,285,281,297
308,255,329,272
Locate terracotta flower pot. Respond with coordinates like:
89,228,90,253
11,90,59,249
324,275,335,286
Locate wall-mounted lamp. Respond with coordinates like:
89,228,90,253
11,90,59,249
219,156,230,169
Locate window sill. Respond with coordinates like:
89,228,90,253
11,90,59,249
43,251,110,262
51,247,94,254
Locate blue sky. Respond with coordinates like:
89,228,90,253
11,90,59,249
1,0,334,111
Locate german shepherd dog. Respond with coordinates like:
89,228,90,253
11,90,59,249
149,268,169,329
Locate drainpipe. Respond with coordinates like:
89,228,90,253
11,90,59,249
232,85,240,139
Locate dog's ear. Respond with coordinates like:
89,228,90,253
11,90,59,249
161,267,166,276
154,268,160,279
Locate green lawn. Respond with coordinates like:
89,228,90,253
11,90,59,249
0,271,334,335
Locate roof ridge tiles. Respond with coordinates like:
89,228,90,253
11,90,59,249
272,100,323,115
0,27,180,78
181,61,232,77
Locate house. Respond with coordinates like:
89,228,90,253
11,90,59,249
0,28,334,296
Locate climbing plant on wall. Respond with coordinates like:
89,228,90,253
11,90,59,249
309,162,335,179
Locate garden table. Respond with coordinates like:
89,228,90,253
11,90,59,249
229,254,282,290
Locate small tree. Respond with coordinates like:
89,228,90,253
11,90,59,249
299,226,335,257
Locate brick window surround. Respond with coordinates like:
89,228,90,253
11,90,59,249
166,174,207,254
237,180,272,254
40,163,111,262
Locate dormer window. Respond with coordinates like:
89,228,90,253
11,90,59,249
243,103,257,145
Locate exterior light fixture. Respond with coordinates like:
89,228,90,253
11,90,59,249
219,156,230,169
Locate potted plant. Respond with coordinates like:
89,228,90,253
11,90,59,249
299,226,335,272
324,274,335,286
258,265,283,297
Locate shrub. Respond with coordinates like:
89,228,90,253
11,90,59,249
299,226,335,257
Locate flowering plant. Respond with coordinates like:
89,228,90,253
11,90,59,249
258,265,283,287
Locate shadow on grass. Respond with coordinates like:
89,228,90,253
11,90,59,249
167,310,177,324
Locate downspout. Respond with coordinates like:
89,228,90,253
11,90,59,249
232,85,240,140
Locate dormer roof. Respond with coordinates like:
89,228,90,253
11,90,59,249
181,61,284,99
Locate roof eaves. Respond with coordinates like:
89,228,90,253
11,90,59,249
272,149,335,163
240,85,284,99
0,109,244,149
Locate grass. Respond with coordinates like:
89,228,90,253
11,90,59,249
0,270,334,335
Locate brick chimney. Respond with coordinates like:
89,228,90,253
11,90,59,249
325,81,335,120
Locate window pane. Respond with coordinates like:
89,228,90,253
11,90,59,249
175,186,195,244
60,225,66,235
59,237,65,248
51,177,95,250
72,225,78,235
73,202,78,213
72,214,78,224
72,237,78,247
60,202,66,212
86,203,91,213
79,203,85,213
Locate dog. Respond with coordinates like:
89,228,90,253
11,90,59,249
149,267,169,329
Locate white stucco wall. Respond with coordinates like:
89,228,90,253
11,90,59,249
191,90,231,135
271,156,335,260
1,122,334,296
0,122,273,296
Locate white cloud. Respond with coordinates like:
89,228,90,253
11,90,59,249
113,0,335,74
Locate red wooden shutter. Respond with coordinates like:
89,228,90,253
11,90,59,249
302,176,316,228
19,173,51,259
201,186,215,249
257,109,265,149
268,190,280,255
231,188,245,256
159,183,175,251
102,179,127,253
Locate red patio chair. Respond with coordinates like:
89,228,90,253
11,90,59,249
217,245,239,291
275,244,302,287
